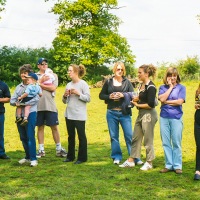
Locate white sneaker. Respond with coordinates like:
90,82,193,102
135,160,144,165
140,162,152,171
113,160,120,165
119,160,135,168
18,158,30,164
56,148,67,157
30,160,38,167
36,150,45,158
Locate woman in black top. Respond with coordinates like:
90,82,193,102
119,64,158,170
99,61,142,165
194,83,200,180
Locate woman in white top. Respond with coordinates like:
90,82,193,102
62,64,90,164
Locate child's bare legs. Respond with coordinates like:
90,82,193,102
16,107,22,119
20,105,31,126
24,105,31,120
15,107,23,123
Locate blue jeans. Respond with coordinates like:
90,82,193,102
17,112,37,161
160,117,183,170
106,110,132,161
0,113,5,156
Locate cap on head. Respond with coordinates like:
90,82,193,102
37,58,48,65
25,72,38,81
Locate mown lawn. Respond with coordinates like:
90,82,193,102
0,81,199,200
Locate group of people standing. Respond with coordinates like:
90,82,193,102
99,61,199,180
0,60,199,180
1,58,90,167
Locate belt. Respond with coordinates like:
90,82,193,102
110,108,122,112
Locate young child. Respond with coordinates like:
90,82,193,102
16,72,42,126
40,68,55,96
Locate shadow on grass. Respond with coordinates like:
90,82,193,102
0,143,200,200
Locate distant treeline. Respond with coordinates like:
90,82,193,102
0,46,113,86
0,46,199,87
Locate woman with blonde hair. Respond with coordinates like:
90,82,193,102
119,64,158,170
158,67,186,174
99,61,142,165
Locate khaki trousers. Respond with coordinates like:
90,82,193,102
130,108,158,161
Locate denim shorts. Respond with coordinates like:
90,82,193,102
36,111,59,126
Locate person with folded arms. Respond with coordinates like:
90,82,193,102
158,67,186,174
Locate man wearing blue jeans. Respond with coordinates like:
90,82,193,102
0,80,11,159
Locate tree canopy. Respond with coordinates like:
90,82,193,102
50,0,135,79
0,0,6,19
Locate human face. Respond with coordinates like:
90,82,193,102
138,68,148,82
26,77,35,85
20,71,29,82
38,61,48,73
115,65,124,77
67,66,77,79
167,74,177,85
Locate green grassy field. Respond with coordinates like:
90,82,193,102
0,82,200,200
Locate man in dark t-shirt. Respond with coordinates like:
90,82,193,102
0,80,11,159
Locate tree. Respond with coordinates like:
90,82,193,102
0,46,53,85
0,0,6,19
176,56,200,79
50,0,135,81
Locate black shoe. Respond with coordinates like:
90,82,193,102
0,154,10,159
74,160,85,164
194,173,200,180
63,158,74,162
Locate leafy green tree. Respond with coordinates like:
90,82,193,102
50,0,135,82
176,56,200,79
0,0,6,19
0,46,53,85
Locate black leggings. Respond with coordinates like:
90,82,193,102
194,121,200,171
65,118,87,162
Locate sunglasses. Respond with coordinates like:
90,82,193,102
117,68,123,71
40,63,48,66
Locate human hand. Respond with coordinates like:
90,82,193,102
110,92,122,100
40,75,50,83
70,88,80,96
195,104,200,109
131,101,137,107
167,77,173,87
15,102,20,107
64,89,71,97
132,96,139,102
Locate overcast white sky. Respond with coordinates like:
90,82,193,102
0,0,200,66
